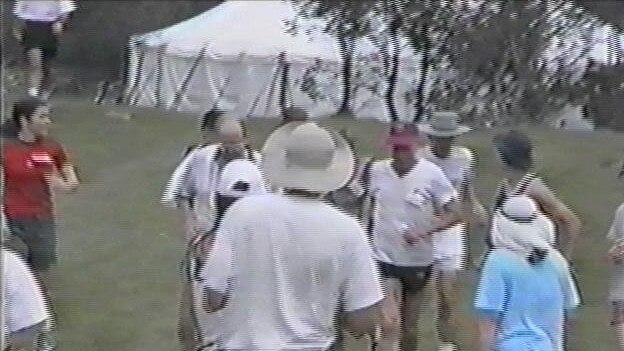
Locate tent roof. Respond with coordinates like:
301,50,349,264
132,0,339,62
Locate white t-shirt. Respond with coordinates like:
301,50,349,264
14,0,76,22
2,249,48,344
200,194,383,350
418,146,473,257
368,158,458,266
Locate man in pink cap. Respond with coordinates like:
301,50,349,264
362,123,463,350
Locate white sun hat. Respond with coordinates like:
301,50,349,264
261,122,355,193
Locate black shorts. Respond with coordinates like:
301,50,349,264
377,261,433,294
5,218,57,271
21,20,58,60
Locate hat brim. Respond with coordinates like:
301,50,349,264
262,122,355,193
418,124,471,137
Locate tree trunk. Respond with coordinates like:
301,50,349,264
385,23,401,122
338,36,354,116
413,24,431,122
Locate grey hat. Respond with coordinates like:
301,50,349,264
418,111,471,137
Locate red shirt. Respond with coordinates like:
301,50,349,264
3,138,69,219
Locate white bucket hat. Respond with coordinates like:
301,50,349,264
418,111,471,137
261,122,355,193
217,159,267,198
491,195,554,256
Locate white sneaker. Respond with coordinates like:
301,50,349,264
438,343,458,351
28,87,39,97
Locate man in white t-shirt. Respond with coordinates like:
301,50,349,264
199,122,390,350
162,117,262,243
13,0,77,98
364,124,463,351
417,111,487,351
2,247,50,351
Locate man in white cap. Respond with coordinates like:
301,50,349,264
199,122,391,350
363,124,463,351
476,195,580,351
178,159,268,351
417,111,487,351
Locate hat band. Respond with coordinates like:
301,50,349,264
285,149,334,169
501,209,537,224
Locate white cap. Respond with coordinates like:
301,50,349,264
217,159,267,198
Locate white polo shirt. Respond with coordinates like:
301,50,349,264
368,158,458,267
13,0,76,22
200,193,383,350
418,146,474,260
2,249,48,345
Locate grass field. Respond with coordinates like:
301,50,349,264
21,97,623,350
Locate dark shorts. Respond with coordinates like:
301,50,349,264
377,261,433,294
5,218,57,271
21,21,58,60
612,301,624,326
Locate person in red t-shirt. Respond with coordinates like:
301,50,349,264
2,97,79,351
2,97,79,278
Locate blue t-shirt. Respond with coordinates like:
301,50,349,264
475,249,580,351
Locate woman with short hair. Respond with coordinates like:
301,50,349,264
476,195,580,351
490,130,581,260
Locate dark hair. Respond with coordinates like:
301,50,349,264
200,108,226,132
493,130,534,172
2,97,48,138
527,247,548,265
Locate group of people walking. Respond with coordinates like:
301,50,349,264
158,105,623,351
0,96,622,351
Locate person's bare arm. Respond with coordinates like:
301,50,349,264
464,182,488,227
342,300,385,337
529,182,581,259
478,318,497,351
47,164,79,193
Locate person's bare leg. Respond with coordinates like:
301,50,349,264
41,59,54,99
375,278,401,351
436,270,460,350
615,323,624,351
401,288,427,351
26,48,44,96
178,280,199,351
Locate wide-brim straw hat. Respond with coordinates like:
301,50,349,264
418,111,471,137
262,122,355,193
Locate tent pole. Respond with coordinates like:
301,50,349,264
261,58,282,117
170,46,209,110
155,44,167,108
127,41,147,106
246,57,280,118
278,52,290,117
208,76,232,112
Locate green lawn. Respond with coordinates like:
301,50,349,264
32,98,624,350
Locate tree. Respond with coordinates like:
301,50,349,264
289,0,375,116
446,0,597,125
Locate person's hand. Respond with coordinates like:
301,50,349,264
52,21,64,37
12,26,23,42
44,168,78,193
402,227,431,245
608,242,624,263
472,203,488,227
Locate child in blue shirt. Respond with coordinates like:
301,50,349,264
475,196,580,351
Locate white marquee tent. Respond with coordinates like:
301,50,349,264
123,0,429,121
